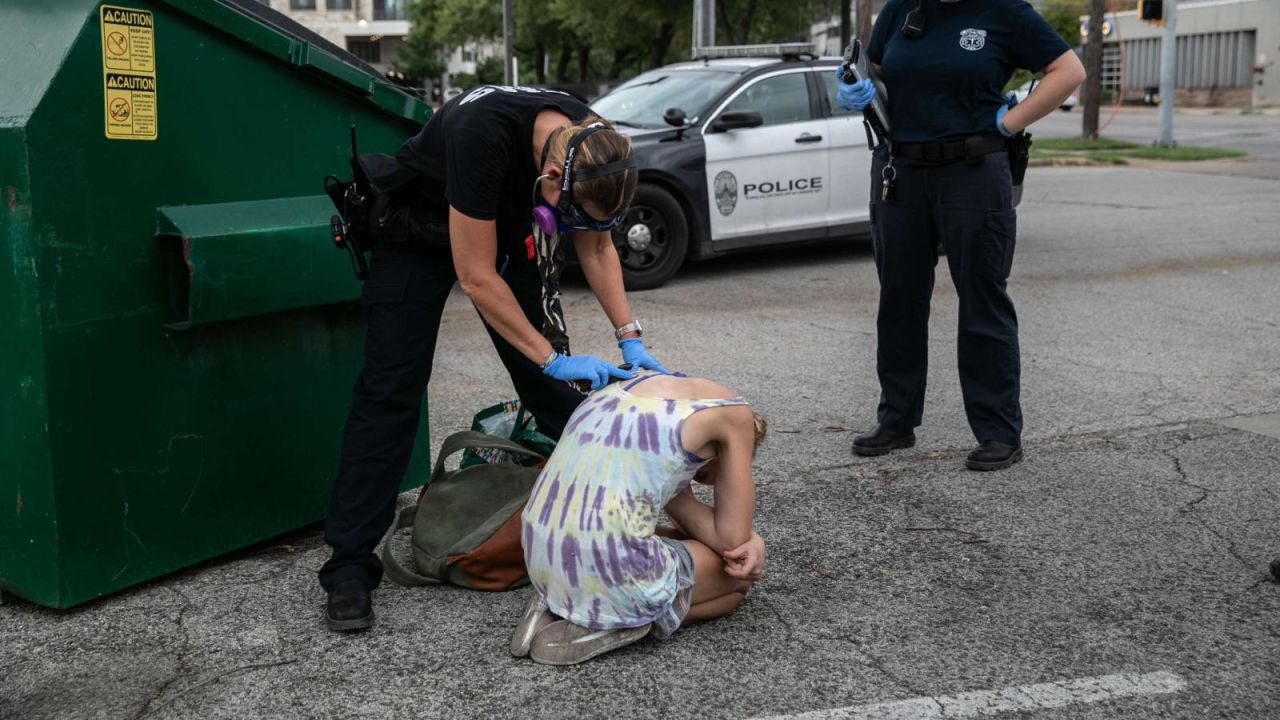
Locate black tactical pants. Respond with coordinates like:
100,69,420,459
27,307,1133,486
869,151,1022,446
318,241,583,592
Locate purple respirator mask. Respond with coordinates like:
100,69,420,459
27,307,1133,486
532,123,636,235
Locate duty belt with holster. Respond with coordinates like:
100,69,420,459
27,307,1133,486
877,131,1033,202
891,133,1007,165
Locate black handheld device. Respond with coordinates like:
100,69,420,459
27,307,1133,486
841,39,892,150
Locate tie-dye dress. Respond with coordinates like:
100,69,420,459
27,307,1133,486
520,374,749,636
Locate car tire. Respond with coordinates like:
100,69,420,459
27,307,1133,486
613,184,688,291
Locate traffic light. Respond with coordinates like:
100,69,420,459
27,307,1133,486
1139,0,1164,23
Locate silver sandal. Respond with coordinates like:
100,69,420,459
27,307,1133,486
510,590,556,658
529,620,652,666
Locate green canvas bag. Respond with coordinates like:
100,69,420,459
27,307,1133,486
380,430,545,591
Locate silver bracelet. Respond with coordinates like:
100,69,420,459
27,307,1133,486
614,320,643,341
540,350,560,370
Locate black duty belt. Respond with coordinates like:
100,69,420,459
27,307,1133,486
891,134,1008,164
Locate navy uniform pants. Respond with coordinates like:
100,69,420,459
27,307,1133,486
318,241,584,592
869,151,1022,446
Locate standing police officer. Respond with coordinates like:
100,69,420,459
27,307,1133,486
836,0,1085,469
321,85,668,631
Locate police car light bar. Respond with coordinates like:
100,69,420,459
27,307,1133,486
696,43,818,59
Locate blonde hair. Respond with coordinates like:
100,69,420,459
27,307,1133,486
751,411,767,454
545,117,639,218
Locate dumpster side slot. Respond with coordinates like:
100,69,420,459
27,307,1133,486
157,196,360,329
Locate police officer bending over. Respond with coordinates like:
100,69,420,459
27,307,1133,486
836,0,1085,470
321,85,669,630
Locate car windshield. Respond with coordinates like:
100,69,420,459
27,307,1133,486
591,69,741,128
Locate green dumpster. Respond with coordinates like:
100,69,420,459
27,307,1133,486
1,0,432,608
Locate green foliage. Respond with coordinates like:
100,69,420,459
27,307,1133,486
452,71,478,91
476,56,505,85
397,0,446,81
1040,0,1087,48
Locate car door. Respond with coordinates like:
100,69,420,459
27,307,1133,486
702,69,829,247
816,66,873,236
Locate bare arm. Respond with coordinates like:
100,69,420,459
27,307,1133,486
450,208,554,364
663,407,755,553
1002,49,1087,134
573,230,639,339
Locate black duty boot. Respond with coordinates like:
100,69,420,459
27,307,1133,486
852,425,916,457
966,441,1024,471
326,579,374,632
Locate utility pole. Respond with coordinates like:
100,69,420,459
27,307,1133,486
692,0,716,56
856,0,873,46
1082,0,1105,138
1156,0,1178,146
502,0,515,85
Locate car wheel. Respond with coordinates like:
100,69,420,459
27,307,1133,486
613,184,688,290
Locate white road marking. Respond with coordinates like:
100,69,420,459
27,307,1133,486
754,671,1186,719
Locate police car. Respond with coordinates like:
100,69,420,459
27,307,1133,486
592,44,873,289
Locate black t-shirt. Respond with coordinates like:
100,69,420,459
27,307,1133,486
868,0,1070,143
395,85,591,255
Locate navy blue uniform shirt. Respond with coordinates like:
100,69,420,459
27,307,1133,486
868,0,1070,143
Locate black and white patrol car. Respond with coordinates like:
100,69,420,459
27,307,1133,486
592,45,873,290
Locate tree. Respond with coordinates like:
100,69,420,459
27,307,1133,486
1082,0,1105,137
397,0,446,88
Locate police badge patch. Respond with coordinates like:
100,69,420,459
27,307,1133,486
959,28,987,51
714,171,738,216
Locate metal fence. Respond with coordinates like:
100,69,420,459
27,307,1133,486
1111,30,1256,90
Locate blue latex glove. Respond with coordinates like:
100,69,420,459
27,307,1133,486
995,95,1017,138
542,352,633,391
619,338,671,374
834,68,876,112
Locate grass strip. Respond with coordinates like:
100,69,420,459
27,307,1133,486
1124,146,1246,161
1034,136,1140,151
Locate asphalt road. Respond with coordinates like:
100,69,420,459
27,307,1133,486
4,112,1280,719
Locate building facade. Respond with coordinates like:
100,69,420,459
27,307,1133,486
1089,0,1278,108
264,0,409,74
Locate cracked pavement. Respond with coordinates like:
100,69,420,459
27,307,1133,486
4,147,1280,718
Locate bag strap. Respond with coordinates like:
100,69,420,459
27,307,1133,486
430,430,545,482
381,431,546,586
379,505,441,586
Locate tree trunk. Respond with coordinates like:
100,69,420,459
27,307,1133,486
718,0,740,44
556,44,572,84
856,0,873,46
652,21,676,68
608,48,632,80
535,44,546,84
577,45,591,83
1082,0,1105,138
736,0,759,45
840,0,852,51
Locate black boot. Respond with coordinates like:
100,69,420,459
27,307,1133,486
966,441,1023,471
326,579,374,632
852,424,916,457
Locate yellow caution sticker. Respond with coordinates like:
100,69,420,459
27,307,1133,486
100,5,157,140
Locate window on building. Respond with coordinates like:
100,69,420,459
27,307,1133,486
347,38,382,64
462,49,474,62
373,0,407,21
326,0,352,9
289,0,317,10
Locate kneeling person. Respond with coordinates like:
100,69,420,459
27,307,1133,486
512,371,767,665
